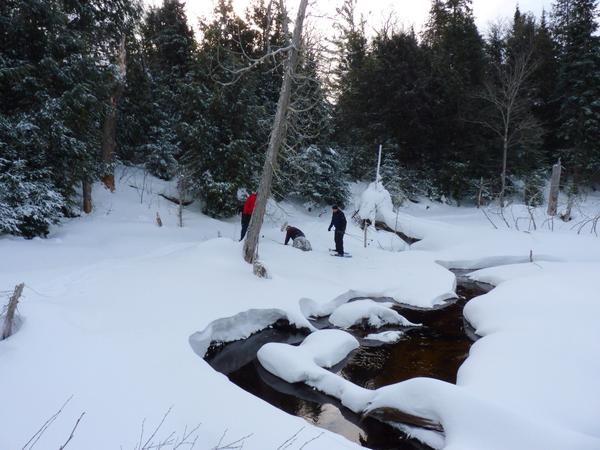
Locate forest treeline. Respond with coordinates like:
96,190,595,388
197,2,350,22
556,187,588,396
1,0,599,237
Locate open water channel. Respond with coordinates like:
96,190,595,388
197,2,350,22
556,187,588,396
204,276,491,449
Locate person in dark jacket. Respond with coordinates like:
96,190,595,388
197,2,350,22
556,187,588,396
284,225,312,251
240,192,256,241
328,205,347,256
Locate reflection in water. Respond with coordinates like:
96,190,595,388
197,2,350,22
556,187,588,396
315,403,365,443
205,281,491,449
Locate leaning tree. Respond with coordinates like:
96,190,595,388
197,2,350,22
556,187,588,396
242,0,310,264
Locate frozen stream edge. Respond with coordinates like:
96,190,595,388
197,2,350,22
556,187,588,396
192,263,600,450
190,269,461,450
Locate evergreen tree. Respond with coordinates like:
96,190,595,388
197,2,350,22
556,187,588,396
422,0,487,199
379,154,405,207
552,0,600,184
531,10,560,158
0,0,141,236
331,0,371,178
282,146,349,208
364,30,433,170
191,0,274,217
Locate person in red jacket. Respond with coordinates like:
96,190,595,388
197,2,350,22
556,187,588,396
240,192,256,241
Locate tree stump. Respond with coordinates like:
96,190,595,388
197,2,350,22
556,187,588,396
547,160,561,216
253,261,270,279
2,283,24,340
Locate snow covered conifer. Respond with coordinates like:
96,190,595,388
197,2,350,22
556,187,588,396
552,0,600,185
379,155,406,208
0,159,63,238
283,145,349,208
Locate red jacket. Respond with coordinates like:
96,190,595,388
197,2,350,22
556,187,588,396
243,193,256,215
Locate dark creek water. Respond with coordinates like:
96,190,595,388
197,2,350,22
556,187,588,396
204,279,491,449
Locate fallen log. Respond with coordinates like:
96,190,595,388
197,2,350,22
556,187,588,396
374,220,421,245
364,406,444,432
358,217,421,245
158,193,194,207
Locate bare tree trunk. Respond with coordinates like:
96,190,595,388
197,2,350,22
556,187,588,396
82,179,92,214
547,159,561,216
2,283,24,340
563,191,575,222
375,144,382,183
177,174,185,228
101,37,127,192
499,131,508,208
243,0,309,264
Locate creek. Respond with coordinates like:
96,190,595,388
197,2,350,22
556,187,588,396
204,276,491,449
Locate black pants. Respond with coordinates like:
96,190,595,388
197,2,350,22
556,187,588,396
334,230,345,255
240,214,251,241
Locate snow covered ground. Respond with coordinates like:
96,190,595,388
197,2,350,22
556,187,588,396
1,169,600,450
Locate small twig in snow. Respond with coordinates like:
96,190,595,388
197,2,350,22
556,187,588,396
298,432,324,449
58,411,86,450
22,396,73,450
276,428,304,450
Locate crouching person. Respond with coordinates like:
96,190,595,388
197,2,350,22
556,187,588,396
284,225,312,251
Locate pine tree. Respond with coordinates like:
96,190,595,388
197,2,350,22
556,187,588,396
422,0,488,200
282,146,349,208
379,155,406,207
331,0,371,178
364,30,433,170
531,10,560,158
552,0,600,185
0,0,141,235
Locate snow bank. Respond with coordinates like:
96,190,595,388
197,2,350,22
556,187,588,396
298,252,457,314
328,299,417,329
355,183,600,269
257,258,600,449
460,263,600,441
189,308,314,358
365,378,600,450
258,330,372,412
4,167,600,450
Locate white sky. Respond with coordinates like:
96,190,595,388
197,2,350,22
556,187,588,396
167,0,554,36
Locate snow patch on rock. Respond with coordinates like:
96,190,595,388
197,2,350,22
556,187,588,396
258,329,373,412
365,330,404,343
189,308,314,358
328,299,417,329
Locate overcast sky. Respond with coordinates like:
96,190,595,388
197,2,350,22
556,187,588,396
159,0,554,35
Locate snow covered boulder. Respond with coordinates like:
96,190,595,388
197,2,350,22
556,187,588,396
328,299,418,329
258,329,359,383
257,330,373,412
